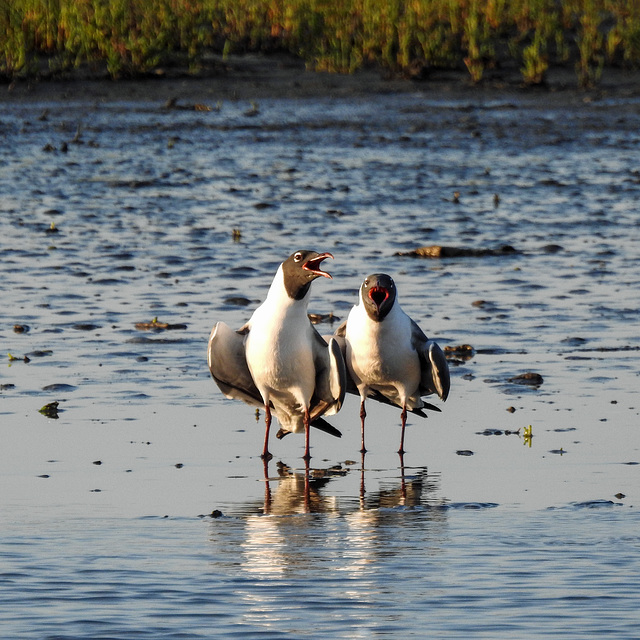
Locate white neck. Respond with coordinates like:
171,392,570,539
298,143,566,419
265,265,309,310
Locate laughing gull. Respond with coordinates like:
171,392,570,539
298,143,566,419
208,250,346,461
334,273,450,454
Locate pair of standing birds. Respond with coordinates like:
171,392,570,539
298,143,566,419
207,250,450,461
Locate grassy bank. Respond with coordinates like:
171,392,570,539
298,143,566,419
2,0,640,87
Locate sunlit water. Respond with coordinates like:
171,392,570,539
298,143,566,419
1,88,639,638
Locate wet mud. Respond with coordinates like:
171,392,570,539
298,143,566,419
1,65,640,639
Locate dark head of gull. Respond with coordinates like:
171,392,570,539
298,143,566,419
282,250,333,300
361,273,397,322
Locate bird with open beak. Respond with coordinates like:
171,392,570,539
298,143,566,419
208,250,346,461
335,273,450,455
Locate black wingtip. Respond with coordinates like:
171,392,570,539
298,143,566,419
311,417,342,438
276,420,341,439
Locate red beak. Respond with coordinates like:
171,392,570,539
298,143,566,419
368,286,389,309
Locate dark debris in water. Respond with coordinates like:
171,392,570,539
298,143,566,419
222,297,254,307
26,350,53,358
308,312,340,325
573,345,640,353
561,336,588,346
126,336,185,344
476,428,521,436
39,401,60,419
570,500,623,509
42,383,77,392
395,244,519,258
507,372,544,386
444,344,475,361
542,244,564,253
7,353,30,363
72,323,102,331
135,318,188,330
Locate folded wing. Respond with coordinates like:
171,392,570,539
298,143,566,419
207,321,262,407
310,330,346,421
411,320,450,401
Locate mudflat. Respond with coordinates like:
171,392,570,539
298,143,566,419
4,52,640,106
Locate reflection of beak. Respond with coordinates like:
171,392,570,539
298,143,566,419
303,252,334,279
368,286,389,310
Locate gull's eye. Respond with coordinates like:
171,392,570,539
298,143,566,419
294,252,303,262
364,279,369,287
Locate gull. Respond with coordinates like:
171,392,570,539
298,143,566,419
334,273,450,454
208,250,346,461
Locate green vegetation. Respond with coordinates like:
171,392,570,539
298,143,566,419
2,0,640,87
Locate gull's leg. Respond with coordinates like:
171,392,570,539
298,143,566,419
398,449,407,502
262,456,272,515
359,398,367,454
302,407,311,462
398,405,408,455
261,404,273,461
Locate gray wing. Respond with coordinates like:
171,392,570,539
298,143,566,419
411,319,450,401
311,330,346,420
207,321,263,407
325,325,440,417
323,330,360,396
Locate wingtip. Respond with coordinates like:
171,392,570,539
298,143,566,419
428,340,451,401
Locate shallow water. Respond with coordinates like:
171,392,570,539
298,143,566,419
1,89,640,638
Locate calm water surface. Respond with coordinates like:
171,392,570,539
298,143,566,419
1,88,639,638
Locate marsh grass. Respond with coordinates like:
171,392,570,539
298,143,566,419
1,0,639,85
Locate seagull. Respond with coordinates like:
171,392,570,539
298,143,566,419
334,273,450,454
208,250,346,461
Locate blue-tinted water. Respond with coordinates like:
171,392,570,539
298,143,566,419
3,507,639,639
1,86,639,638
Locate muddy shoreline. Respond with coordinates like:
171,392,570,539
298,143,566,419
4,53,640,107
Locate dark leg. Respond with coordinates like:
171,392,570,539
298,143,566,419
359,450,366,507
398,449,407,501
262,456,272,515
398,405,408,455
303,456,311,512
359,399,367,454
261,404,273,460
302,408,311,462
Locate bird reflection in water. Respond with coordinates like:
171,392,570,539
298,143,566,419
358,453,438,512
261,460,346,516
235,457,445,580
255,454,439,517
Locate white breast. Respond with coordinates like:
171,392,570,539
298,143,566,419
345,301,421,407
244,268,316,430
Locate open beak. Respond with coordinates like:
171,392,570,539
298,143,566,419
303,252,333,279
368,286,389,310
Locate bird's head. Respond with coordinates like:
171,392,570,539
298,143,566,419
282,250,333,300
361,273,396,321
